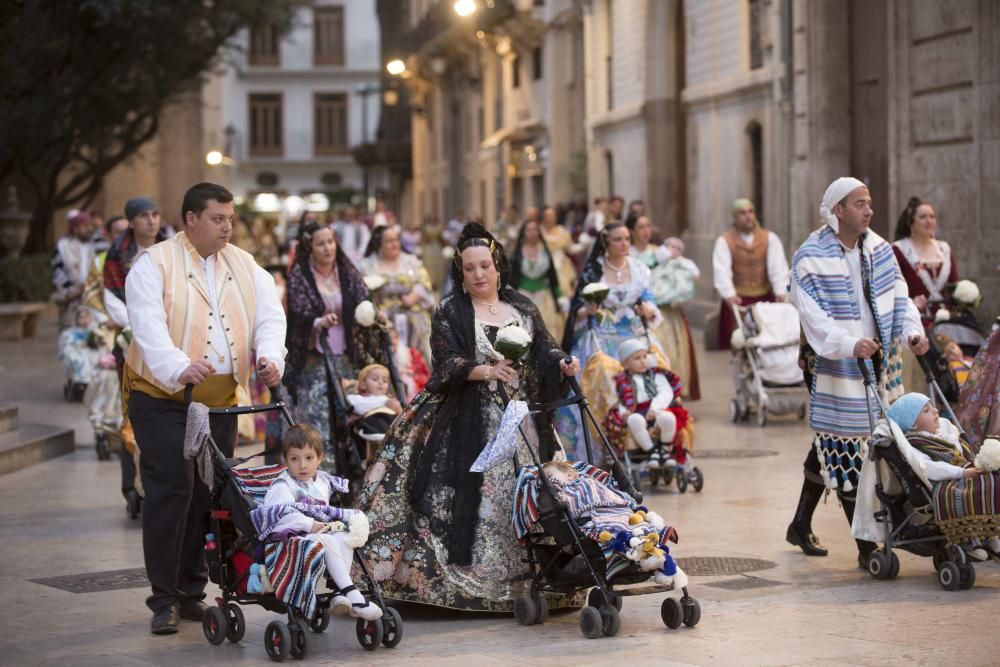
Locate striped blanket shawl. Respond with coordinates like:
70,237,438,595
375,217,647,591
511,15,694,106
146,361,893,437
793,226,909,437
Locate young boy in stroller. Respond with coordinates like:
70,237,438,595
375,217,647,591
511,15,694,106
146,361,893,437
602,338,699,491
346,364,402,465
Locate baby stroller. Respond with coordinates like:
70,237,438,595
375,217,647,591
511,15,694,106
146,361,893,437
197,394,403,661
925,317,987,402
728,302,808,427
855,358,979,591
511,370,701,638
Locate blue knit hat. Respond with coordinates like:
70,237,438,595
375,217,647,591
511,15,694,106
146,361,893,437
886,392,930,432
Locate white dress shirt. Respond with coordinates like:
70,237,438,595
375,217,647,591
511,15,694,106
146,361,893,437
712,230,790,299
125,250,287,391
790,239,923,360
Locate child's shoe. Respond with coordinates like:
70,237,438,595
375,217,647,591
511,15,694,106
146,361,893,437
646,450,661,469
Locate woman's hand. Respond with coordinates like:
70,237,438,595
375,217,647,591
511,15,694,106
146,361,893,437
964,468,979,479
484,359,518,386
401,292,419,308
318,313,339,329
559,356,580,376
639,301,658,319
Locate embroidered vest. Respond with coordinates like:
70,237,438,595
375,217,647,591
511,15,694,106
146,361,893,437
125,232,258,404
724,226,770,297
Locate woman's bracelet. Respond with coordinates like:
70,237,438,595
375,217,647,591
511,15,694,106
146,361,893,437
484,365,493,382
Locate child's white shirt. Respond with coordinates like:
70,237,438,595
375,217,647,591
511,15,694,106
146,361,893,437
347,393,389,415
262,471,335,535
625,372,674,416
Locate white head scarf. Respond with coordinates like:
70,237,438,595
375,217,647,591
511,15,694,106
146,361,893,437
819,177,867,233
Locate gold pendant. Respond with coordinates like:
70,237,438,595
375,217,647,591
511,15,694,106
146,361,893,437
218,354,225,363
489,304,498,315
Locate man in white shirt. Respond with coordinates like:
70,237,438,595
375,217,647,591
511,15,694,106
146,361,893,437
712,198,790,349
785,177,928,567
52,211,98,326
124,183,286,634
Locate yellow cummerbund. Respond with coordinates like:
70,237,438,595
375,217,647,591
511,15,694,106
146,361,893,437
125,364,238,408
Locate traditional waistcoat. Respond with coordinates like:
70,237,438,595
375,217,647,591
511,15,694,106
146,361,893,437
125,232,258,404
724,226,770,297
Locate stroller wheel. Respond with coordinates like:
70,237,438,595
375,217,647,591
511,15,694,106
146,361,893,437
938,561,961,591
649,467,661,486
532,592,549,624
959,563,976,590
225,602,246,643
867,550,895,580
579,606,603,639
356,617,384,651
691,467,704,493
661,597,683,629
265,620,291,661
202,606,226,645
514,594,537,626
600,605,621,637
381,606,404,648
676,472,688,494
288,621,308,660
309,608,330,633
756,407,768,427
728,399,740,423
682,597,701,627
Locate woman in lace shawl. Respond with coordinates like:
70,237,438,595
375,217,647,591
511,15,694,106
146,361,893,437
357,223,582,611
283,222,384,472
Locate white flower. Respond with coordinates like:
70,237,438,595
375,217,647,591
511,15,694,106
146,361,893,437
581,282,610,304
363,274,387,292
496,324,531,347
975,438,1000,473
354,300,377,327
953,279,980,305
935,308,951,323
345,512,370,548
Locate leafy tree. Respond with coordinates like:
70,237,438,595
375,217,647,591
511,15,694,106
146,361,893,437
0,0,308,251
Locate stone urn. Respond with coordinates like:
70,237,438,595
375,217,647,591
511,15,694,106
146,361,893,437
0,186,31,258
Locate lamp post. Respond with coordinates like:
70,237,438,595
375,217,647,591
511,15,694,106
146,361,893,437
355,83,382,213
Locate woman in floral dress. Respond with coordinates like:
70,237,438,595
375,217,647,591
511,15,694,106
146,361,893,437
283,222,384,473
359,225,435,368
358,223,581,611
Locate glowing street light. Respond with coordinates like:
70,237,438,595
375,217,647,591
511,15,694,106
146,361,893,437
386,59,406,76
205,150,224,166
454,0,476,17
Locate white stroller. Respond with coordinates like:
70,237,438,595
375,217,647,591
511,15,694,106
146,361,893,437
728,302,808,427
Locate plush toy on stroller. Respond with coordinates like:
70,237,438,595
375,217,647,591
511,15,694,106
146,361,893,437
503,369,701,638
194,396,403,661
602,338,701,493
728,302,808,426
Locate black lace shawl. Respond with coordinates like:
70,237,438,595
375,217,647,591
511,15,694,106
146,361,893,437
408,288,567,565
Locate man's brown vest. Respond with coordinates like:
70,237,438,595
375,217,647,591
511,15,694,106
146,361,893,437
724,226,771,297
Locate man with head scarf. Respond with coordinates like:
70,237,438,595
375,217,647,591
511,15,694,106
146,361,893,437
52,210,99,325
712,197,790,350
785,177,928,566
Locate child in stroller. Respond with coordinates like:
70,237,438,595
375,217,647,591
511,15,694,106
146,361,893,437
201,402,403,660
852,363,1000,590
58,305,99,402
346,364,402,465
603,338,700,492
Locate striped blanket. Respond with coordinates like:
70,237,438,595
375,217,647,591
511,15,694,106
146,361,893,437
793,225,908,438
230,465,334,620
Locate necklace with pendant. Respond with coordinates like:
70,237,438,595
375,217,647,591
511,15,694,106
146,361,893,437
606,258,627,282
206,337,226,364
473,295,501,315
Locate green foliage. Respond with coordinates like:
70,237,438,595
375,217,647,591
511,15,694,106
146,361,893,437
0,0,310,249
0,254,53,303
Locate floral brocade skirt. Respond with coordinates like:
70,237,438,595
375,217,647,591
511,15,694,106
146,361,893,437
357,389,584,611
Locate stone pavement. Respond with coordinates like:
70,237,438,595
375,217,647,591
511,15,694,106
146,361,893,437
0,316,997,666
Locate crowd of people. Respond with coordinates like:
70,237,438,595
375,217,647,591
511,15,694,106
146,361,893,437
49,177,1000,635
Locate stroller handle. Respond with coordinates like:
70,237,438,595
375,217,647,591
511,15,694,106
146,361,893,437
855,357,875,386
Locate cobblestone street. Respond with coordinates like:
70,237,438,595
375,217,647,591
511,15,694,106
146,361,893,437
1,317,997,666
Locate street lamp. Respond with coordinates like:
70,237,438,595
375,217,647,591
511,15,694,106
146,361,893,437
454,0,476,17
205,150,224,166
386,59,406,76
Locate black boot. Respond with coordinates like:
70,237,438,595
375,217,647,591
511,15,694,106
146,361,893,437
839,491,875,568
786,478,828,556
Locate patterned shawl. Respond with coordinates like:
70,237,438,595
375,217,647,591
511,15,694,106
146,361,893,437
793,226,909,436
104,228,168,303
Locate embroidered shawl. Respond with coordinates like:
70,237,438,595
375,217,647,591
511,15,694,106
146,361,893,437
793,226,909,437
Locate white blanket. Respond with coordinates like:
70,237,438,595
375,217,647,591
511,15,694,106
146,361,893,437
750,302,803,386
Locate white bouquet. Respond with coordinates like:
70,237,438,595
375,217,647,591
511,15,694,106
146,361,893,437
975,438,1000,473
934,308,951,323
952,279,981,307
363,274,387,293
581,282,610,304
354,300,377,328
494,323,532,362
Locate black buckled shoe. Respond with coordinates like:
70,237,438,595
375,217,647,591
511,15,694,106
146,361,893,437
179,599,208,621
151,606,179,635
786,523,829,556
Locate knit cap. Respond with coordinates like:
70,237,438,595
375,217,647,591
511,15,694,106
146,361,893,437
886,392,930,432
125,196,157,221
616,338,648,363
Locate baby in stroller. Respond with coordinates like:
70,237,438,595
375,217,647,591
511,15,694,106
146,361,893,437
58,305,100,402
257,424,382,620
542,460,688,588
604,338,688,467
885,393,1000,559
346,364,402,463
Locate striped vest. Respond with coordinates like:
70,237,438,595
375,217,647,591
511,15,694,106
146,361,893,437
125,232,258,400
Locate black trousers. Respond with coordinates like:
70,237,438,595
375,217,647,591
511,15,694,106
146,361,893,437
119,447,136,496
130,391,236,612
